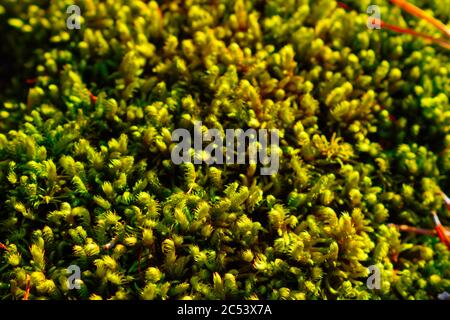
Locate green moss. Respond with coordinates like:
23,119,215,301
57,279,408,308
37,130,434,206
0,0,449,300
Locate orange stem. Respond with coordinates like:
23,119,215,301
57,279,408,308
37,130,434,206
391,222,450,246
23,274,31,300
376,19,450,50
436,225,450,250
390,0,450,38
397,224,436,236
87,89,98,104
432,211,450,250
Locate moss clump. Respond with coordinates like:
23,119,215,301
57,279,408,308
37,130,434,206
0,0,449,300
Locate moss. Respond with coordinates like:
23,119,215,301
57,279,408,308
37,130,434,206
0,0,449,300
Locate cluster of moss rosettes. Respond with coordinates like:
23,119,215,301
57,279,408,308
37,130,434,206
0,0,449,300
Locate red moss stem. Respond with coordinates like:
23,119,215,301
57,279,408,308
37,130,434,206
390,0,450,38
23,274,31,300
375,19,450,50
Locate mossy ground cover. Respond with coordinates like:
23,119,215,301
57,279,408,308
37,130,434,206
0,0,449,300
